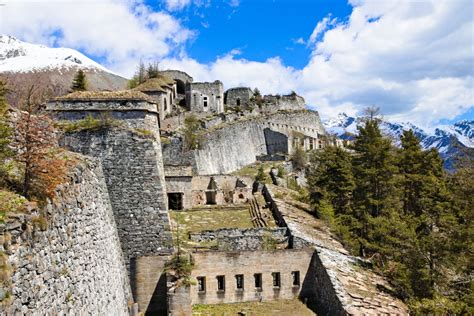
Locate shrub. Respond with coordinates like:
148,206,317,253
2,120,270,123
164,254,195,287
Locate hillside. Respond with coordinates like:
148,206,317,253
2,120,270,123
0,35,127,105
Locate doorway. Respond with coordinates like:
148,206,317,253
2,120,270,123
168,192,183,210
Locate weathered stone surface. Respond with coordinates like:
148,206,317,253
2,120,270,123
189,227,288,251
1,156,131,315
54,101,174,270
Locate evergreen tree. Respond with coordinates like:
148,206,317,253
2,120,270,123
351,119,399,256
399,129,425,216
71,69,87,92
307,146,355,216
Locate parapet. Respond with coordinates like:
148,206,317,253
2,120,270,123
47,90,158,114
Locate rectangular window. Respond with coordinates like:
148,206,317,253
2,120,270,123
197,276,206,293
292,271,300,286
272,272,281,288
217,275,225,292
254,273,262,289
235,274,244,290
203,96,208,107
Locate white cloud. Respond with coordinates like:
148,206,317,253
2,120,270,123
165,0,192,11
161,53,299,94
308,15,334,46
293,37,306,45
0,0,472,127
161,0,473,127
0,0,194,77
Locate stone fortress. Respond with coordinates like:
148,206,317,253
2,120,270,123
2,69,407,315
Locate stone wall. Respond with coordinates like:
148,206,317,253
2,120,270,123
1,156,132,315
224,87,254,107
194,110,325,175
262,184,409,315
190,249,315,305
189,227,288,251
132,255,171,315
186,81,224,114
61,127,174,268
261,94,305,113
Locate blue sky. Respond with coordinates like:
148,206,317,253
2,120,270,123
150,0,352,69
1,0,473,127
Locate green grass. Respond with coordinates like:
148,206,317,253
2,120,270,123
192,299,316,316
170,208,254,250
170,208,254,233
232,161,283,183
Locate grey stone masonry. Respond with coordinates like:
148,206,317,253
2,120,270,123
1,156,131,315
189,227,288,251
224,87,254,108
48,98,174,272
186,81,224,113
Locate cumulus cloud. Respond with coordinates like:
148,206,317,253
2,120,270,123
163,0,473,127
162,52,299,94
307,15,336,46
1,0,472,127
0,0,194,76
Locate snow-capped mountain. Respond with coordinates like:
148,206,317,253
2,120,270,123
324,113,474,169
0,35,109,73
0,35,127,102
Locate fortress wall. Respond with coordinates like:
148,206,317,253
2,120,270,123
2,156,131,315
189,249,315,305
194,110,325,175
61,127,173,267
194,120,267,175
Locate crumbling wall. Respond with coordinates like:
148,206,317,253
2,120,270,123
1,156,131,315
186,81,224,114
261,94,306,113
189,227,288,251
225,87,253,107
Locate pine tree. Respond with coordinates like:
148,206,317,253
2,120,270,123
399,129,425,216
71,69,87,92
351,119,399,256
307,146,355,216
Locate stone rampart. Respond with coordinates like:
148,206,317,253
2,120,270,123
49,99,173,271
194,110,325,175
1,156,131,315
189,227,288,251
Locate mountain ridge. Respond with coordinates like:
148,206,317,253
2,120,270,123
0,35,127,104
323,113,473,169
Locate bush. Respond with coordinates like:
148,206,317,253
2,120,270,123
0,190,27,223
164,254,195,287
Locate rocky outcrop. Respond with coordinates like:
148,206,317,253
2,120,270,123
0,155,132,315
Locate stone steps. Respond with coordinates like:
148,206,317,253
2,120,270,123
249,194,267,228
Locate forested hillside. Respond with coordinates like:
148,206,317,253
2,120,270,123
307,115,473,314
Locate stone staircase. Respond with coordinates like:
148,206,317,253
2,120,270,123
249,193,267,228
